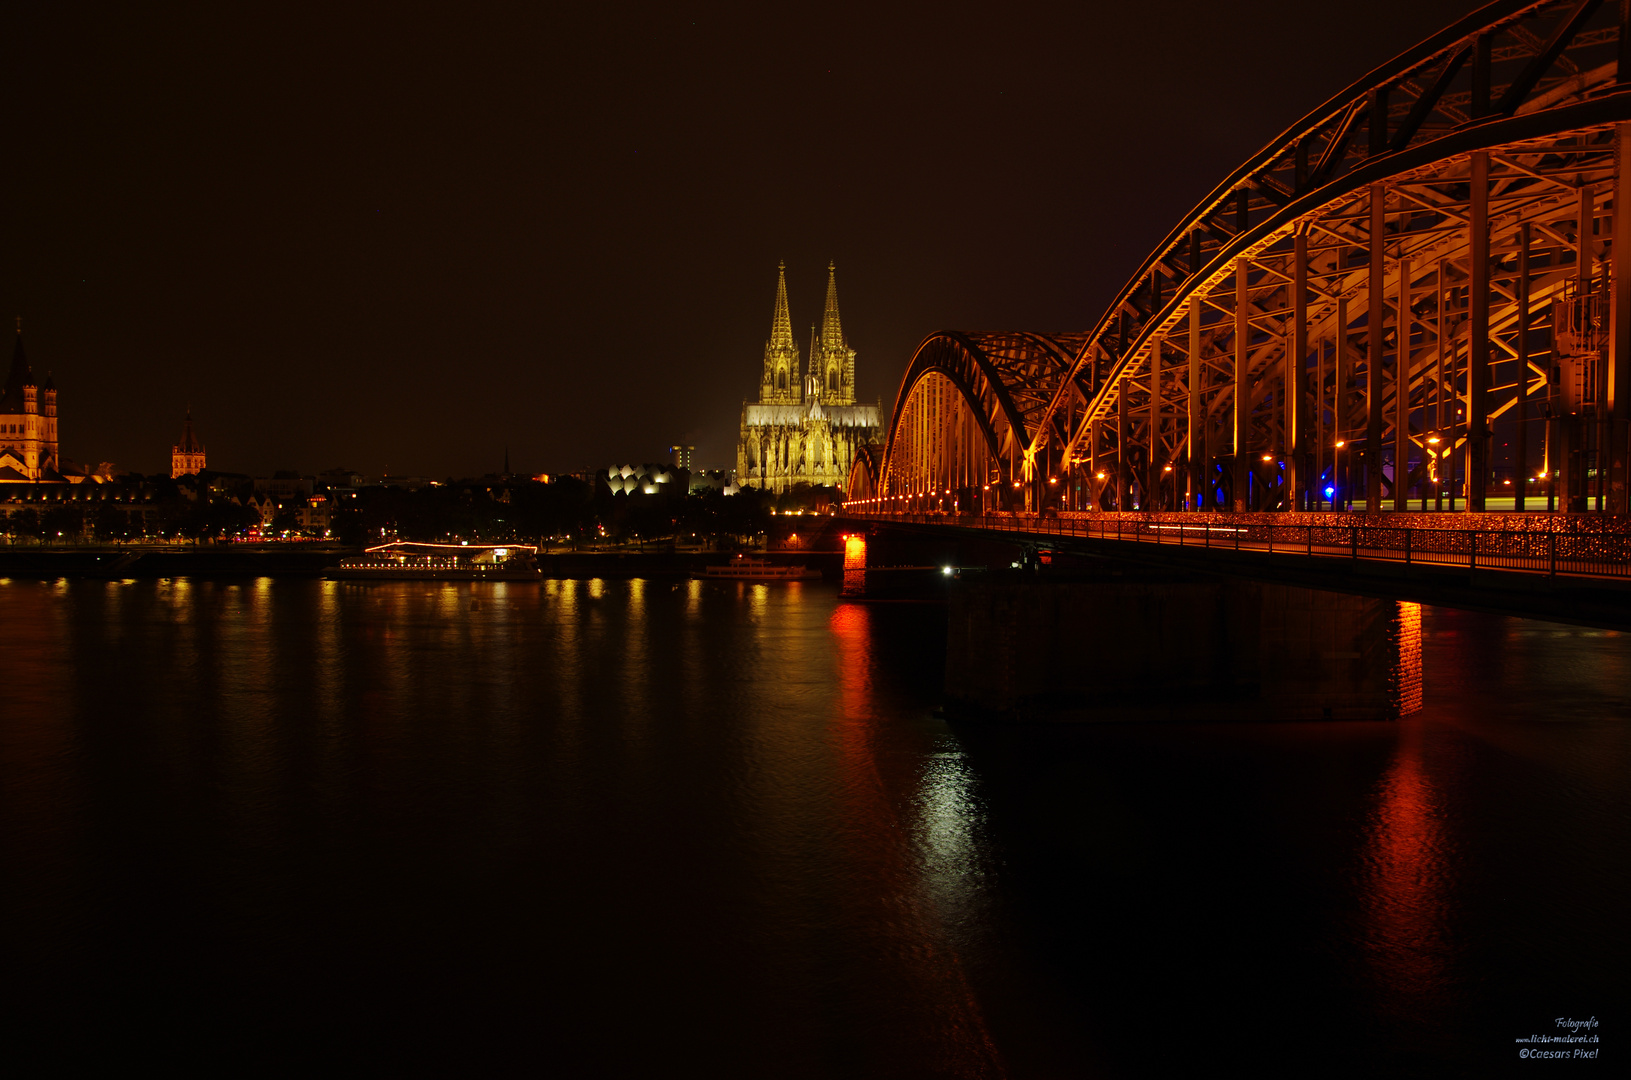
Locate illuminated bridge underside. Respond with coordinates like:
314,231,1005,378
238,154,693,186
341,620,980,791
859,0,1631,517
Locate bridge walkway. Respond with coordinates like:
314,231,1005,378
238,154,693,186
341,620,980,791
844,512,1631,581
838,511,1631,629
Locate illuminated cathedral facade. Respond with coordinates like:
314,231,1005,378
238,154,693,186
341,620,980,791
736,262,880,493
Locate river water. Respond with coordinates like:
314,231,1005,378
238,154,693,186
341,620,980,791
1,576,1624,1076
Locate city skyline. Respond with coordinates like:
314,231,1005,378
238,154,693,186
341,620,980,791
5,1,1475,477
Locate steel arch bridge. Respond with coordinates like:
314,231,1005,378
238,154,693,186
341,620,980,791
848,0,1631,519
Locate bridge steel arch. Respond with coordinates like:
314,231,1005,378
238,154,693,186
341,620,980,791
845,441,882,501
870,331,1089,512
862,0,1631,517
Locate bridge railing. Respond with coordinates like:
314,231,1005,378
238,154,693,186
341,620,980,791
844,511,1631,580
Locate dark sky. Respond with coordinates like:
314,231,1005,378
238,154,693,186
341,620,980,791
5,0,1479,478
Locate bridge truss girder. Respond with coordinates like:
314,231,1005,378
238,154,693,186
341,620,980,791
1058,124,1623,516
864,0,1631,517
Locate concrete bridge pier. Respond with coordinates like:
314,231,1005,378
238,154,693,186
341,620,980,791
943,574,1421,723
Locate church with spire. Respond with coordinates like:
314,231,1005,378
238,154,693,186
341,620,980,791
0,322,62,483
737,262,879,493
171,411,206,478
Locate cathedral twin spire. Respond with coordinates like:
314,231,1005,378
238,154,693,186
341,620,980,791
761,261,853,406
820,260,844,358
770,261,795,352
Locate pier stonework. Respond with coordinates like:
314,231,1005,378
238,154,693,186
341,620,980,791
944,576,1418,723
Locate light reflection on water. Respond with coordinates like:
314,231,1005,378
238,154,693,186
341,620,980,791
0,579,1624,1077
1360,718,1455,1012
915,747,988,929
827,600,1005,1078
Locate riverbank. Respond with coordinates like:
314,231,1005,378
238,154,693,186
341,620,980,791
0,545,844,580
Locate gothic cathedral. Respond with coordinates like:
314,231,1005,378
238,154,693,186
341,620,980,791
737,262,879,493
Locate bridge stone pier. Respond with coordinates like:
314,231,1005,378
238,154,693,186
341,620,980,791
943,571,1421,724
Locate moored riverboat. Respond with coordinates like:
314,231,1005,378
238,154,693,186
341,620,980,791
328,541,543,581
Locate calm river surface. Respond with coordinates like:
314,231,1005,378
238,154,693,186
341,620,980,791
1,576,1625,1076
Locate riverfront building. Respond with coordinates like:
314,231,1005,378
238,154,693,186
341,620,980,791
0,323,113,486
0,325,61,483
736,263,880,494
171,412,206,478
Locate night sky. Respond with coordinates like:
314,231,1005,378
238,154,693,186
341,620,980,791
6,1,1478,479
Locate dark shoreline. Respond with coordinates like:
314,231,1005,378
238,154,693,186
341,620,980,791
0,546,844,580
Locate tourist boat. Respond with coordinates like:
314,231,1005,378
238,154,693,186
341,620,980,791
328,541,543,581
697,554,822,581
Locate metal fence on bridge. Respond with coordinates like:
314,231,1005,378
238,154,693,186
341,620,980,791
845,512,1631,581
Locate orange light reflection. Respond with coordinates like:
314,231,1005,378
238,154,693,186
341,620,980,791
1360,718,1452,1014
826,603,1005,1075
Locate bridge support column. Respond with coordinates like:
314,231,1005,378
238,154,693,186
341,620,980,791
1151,336,1163,509
1609,123,1631,513
943,577,1419,723
1189,298,1204,510
1435,260,1447,511
1467,150,1491,512
1291,230,1308,511
1118,378,1131,510
1336,295,1350,510
1396,253,1412,512
1317,338,1327,510
1234,259,1250,512
1368,182,1386,511
1574,184,1594,514
1515,227,1530,512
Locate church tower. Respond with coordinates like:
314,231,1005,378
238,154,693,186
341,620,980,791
171,410,206,478
759,261,803,404
811,262,857,405
0,321,59,480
